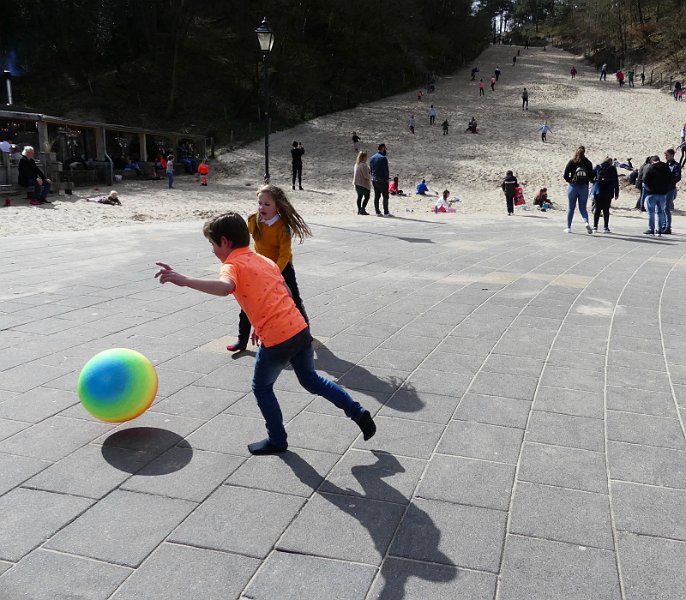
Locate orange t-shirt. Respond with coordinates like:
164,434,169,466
198,163,209,175
220,247,306,347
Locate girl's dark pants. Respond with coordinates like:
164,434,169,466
292,164,302,187
505,194,515,214
593,197,611,229
236,262,308,347
355,185,370,213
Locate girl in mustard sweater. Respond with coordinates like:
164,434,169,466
227,184,312,352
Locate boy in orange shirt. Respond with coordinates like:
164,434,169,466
155,212,376,455
197,158,210,186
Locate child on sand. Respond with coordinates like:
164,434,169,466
154,212,376,455
538,121,552,142
441,119,449,135
408,115,416,134
479,79,485,96
416,179,429,195
433,189,458,213
85,190,121,205
166,154,174,189
533,188,552,211
501,170,518,215
389,176,404,195
197,158,210,186
225,185,310,353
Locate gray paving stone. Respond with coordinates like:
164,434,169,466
608,441,686,489
0,560,11,575
498,534,621,600
607,366,671,393
401,368,472,397
510,481,613,549
0,387,78,422
244,551,376,600
319,449,425,503
286,411,362,454
0,417,30,441
618,531,686,600
518,442,608,493
481,354,544,377
553,335,608,356
420,350,483,376
419,453,515,511
540,366,604,393
152,385,245,419
227,447,338,497
534,385,604,418
611,334,663,355
547,349,605,373
0,416,111,461
353,415,444,459
307,387,391,418
226,388,312,422
358,347,427,372
382,333,440,354
0,487,93,561
606,385,676,417
324,333,384,358
390,497,506,572
111,542,259,600
368,556,496,600
608,348,665,370
0,363,72,393
454,392,531,429
378,389,459,424
46,490,195,567
437,335,494,356
527,410,604,452
607,410,686,450
170,485,304,558
0,549,132,600
337,365,408,394
278,491,405,566
156,350,233,374
24,444,152,499
470,371,539,402
122,447,243,501
193,362,256,392
612,480,686,540
180,413,265,457
439,420,523,464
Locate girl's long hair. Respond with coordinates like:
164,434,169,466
572,146,586,163
252,184,312,244
355,151,368,165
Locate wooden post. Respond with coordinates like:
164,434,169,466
138,133,147,161
36,120,49,153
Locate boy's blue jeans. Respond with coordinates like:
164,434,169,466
566,183,589,228
646,193,667,232
166,172,173,188
252,327,364,448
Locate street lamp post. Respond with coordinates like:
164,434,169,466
255,17,274,183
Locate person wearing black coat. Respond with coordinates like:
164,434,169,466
18,146,52,205
563,146,595,233
591,157,619,232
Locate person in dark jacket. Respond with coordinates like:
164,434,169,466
291,141,305,190
563,146,595,233
634,156,652,210
501,170,518,215
591,157,619,233
369,143,392,217
642,155,672,236
18,146,52,205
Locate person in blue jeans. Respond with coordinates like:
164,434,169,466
369,143,392,216
642,155,672,236
166,154,174,189
664,148,681,234
154,211,376,455
563,146,595,233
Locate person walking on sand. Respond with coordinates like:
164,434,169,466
155,212,376,455
494,66,501,81
512,55,517,66
501,170,518,216
370,143,392,217
538,120,552,142
441,119,449,135
522,88,529,110
428,104,437,125
570,66,577,79
490,75,496,91
408,115,416,134
563,145,595,233
352,131,361,153
479,79,485,96
600,63,607,81
628,69,635,87
353,151,371,215
291,141,305,190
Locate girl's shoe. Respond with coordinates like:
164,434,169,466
226,343,246,353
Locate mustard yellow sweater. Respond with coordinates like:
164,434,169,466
247,214,292,272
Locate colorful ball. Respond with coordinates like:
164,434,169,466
77,348,158,422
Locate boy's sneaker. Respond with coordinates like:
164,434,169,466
355,410,376,441
384,213,394,218
603,228,611,233
248,439,288,455
564,227,571,233
644,229,655,236
585,222,593,234
663,227,672,234
592,226,598,232
376,212,384,217
30,199,41,206
226,342,247,353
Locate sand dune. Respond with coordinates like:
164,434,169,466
2,44,683,237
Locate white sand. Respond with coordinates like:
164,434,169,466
2,44,683,237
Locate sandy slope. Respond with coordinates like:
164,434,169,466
2,44,684,237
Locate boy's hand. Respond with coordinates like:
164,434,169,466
154,262,187,286
250,330,261,347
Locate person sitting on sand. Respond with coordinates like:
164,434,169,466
86,190,121,205
416,179,429,195
466,117,478,134
533,188,552,211
433,189,458,213
613,158,634,171
389,176,404,196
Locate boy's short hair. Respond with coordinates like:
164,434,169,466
203,212,250,248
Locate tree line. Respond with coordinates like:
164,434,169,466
1,0,497,144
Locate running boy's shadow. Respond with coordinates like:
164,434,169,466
313,341,424,414
284,450,455,600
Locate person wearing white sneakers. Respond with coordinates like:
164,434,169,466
563,146,595,233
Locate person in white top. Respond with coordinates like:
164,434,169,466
428,105,437,125
353,151,372,215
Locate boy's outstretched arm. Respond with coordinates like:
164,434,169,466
154,262,234,296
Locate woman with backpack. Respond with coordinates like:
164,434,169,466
591,157,619,233
563,146,595,233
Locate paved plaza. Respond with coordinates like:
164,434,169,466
1,211,685,599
